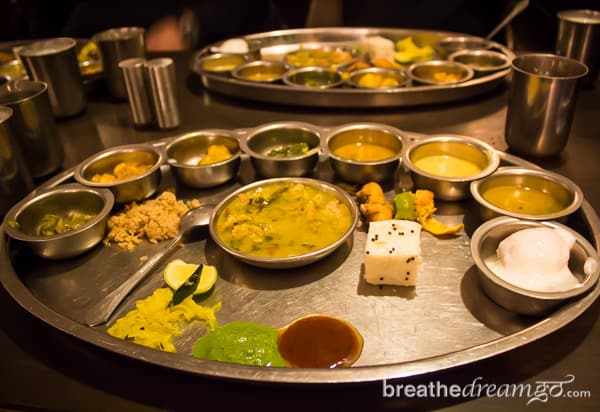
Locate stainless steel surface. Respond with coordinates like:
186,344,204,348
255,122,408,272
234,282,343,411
191,28,515,107
85,203,214,327
347,67,409,89
407,60,474,85
325,122,404,184
118,58,154,127
470,217,600,316
2,183,113,259
240,121,321,178
209,177,359,269
18,37,85,117
282,66,344,89
485,0,529,40
73,143,163,203
403,135,500,201
0,105,33,216
165,130,241,188
92,27,145,99
0,126,599,385
195,52,248,74
470,166,584,222
0,79,64,178
556,9,600,88
448,49,512,76
505,53,588,157
146,58,180,129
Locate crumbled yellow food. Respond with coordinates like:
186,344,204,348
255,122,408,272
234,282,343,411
356,182,394,221
357,73,400,88
104,191,200,250
91,162,152,183
394,37,434,64
198,144,232,165
107,288,220,352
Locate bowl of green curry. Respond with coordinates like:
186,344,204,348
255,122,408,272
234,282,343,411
3,183,114,259
209,177,359,269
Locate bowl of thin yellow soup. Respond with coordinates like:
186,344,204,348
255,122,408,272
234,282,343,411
403,135,500,201
325,123,405,184
209,178,358,269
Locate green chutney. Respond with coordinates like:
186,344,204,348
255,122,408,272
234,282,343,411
192,321,286,367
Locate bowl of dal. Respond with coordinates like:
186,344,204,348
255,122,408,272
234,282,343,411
448,49,511,76
403,135,500,201
232,60,289,83
407,60,474,85
470,167,584,221
165,130,241,188
209,177,359,269
324,123,405,184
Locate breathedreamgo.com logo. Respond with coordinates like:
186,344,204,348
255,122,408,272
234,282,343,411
382,375,591,405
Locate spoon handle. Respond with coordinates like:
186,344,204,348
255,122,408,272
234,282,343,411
85,233,183,327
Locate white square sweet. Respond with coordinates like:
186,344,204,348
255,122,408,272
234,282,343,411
364,219,422,286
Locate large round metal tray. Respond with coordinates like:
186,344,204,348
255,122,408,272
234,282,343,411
190,28,515,107
1,125,598,384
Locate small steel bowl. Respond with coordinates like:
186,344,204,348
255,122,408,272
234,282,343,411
231,60,289,83
165,130,241,188
408,60,474,85
347,67,409,89
74,144,163,203
195,52,248,74
448,49,511,75
436,35,492,58
470,166,584,221
282,66,345,89
324,123,404,184
284,45,358,69
240,121,321,178
0,59,26,81
2,183,114,259
403,135,500,201
209,177,359,269
470,216,600,316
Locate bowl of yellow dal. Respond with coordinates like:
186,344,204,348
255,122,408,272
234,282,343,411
324,123,405,184
209,177,359,269
470,166,584,221
403,135,500,201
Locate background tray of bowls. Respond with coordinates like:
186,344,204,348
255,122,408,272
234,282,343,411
190,27,515,107
0,123,598,384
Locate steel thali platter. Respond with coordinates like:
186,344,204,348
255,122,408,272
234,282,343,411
0,126,598,384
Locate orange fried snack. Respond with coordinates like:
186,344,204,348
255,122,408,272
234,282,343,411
356,182,394,222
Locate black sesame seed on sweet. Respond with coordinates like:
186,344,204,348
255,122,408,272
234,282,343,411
410,229,414,233
406,271,410,275
380,277,384,281
366,250,370,254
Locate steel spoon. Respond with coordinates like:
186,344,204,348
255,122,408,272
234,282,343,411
85,203,214,327
486,0,529,40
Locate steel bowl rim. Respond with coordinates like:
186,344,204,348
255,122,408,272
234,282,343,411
165,130,241,170
208,177,359,267
347,67,410,89
282,66,346,89
447,49,512,72
324,122,405,165
240,121,322,161
2,183,114,243
73,143,164,188
407,59,475,85
470,166,585,221
195,52,249,73
231,60,290,83
470,216,600,301
403,134,501,183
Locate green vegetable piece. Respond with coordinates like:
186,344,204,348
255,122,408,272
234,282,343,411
267,142,309,157
171,264,203,306
393,192,417,220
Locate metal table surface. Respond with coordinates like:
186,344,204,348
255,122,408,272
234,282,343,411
1,50,599,412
